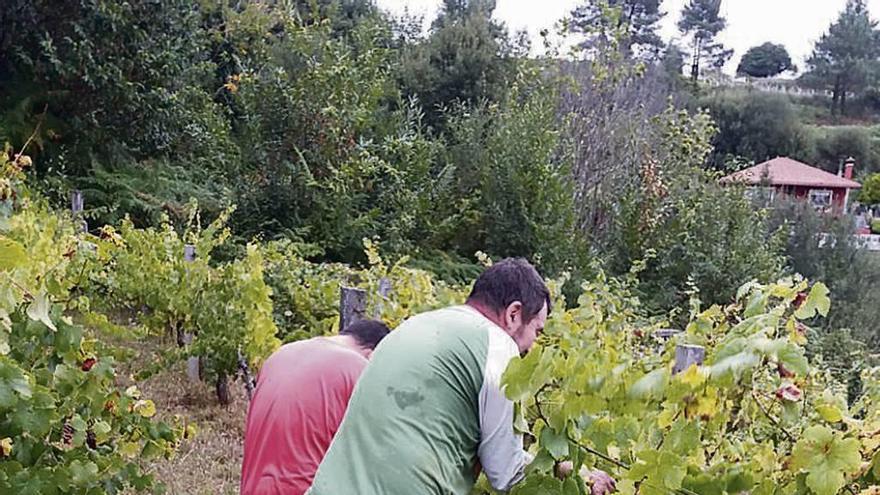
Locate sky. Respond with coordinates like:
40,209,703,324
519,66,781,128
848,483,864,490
375,0,880,75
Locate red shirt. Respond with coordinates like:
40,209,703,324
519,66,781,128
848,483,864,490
240,338,367,495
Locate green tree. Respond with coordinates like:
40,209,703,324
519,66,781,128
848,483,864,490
861,173,880,204
737,42,796,78
570,0,665,59
677,0,732,84
397,0,515,128
700,90,813,170
802,0,880,117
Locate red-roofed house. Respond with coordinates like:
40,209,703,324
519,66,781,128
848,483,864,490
720,156,862,211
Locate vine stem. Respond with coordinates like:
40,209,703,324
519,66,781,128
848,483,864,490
751,391,797,443
1,271,33,300
13,104,48,161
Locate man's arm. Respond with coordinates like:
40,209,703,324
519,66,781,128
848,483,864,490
477,329,531,491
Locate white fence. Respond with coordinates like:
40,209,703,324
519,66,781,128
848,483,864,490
857,234,880,251
817,233,880,251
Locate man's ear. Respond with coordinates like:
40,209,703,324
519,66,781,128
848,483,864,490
504,301,523,328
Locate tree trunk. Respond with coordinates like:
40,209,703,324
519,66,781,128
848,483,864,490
832,75,842,118
216,373,230,405
841,80,848,117
690,37,702,85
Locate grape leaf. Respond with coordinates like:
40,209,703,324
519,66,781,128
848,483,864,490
790,426,861,495
776,343,809,377
540,426,569,461
794,283,831,320
629,368,669,400
26,293,57,332
0,238,26,271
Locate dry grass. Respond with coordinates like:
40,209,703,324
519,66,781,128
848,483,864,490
118,337,249,495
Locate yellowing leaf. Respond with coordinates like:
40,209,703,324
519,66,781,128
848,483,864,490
693,393,718,419
0,237,26,271
791,426,861,495
816,404,843,423
607,444,621,460
658,408,677,428
134,399,156,418
0,437,12,456
795,283,831,320
119,441,140,458
679,364,707,387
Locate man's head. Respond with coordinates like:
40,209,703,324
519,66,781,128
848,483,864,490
340,319,391,359
466,258,551,354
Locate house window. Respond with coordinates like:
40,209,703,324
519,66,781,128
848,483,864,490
745,186,775,204
809,189,833,208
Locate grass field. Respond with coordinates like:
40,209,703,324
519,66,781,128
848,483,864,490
121,337,247,495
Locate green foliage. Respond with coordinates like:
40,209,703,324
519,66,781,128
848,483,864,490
677,0,732,83
396,0,517,128
700,90,813,170
811,125,880,174
0,152,185,493
569,0,665,59
486,275,880,495
861,173,880,204
2,0,215,173
737,42,797,78
263,238,464,342
87,206,282,384
438,65,584,275
605,106,785,313
770,200,880,352
802,0,880,117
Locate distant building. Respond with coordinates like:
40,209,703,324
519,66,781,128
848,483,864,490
720,156,862,211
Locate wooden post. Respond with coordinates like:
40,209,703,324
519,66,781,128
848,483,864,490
339,286,367,331
673,344,706,374
653,329,681,341
71,190,87,233
182,244,201,383
183,244,196,261
216,372,230,406
238,350,256,401
71,190,84,214
374,277,392,318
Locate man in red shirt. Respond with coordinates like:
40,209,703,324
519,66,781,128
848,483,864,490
240,319,390,495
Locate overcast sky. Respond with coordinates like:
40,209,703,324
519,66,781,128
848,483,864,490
376,0,880,74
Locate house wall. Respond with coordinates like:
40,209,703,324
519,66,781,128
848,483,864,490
775,185,849,210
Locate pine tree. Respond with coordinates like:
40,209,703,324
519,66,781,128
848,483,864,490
570,0,665,59
803,0,880,117
677,0,732,84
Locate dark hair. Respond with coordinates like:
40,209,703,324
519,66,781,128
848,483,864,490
466,258,551,322
341,319,391,350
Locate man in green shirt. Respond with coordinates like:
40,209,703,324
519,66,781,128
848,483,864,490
308,258,610,494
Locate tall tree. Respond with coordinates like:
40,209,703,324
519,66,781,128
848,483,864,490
737,42,796,78
802,0,880,117
570,0,665,59
677,0,732,84
397,0,513,128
